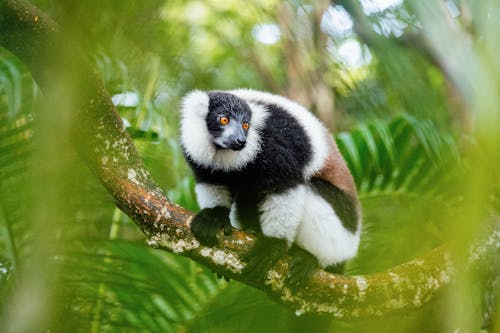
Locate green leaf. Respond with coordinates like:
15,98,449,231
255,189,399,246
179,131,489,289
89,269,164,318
336,115,460,197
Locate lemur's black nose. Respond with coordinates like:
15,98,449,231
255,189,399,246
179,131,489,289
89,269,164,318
228,139,246,151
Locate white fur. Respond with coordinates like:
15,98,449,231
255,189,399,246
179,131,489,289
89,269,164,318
195,183,232,209
258,184,360,266
260,185,360,267
230,89,331,178
180,91,268,171
295,187,360,267
258,185,306,245
229,202,243,229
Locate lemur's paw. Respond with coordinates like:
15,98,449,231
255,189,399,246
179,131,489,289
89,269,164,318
285,247,319,291
190,206,231,246
324,262,345,275
242,237,287,281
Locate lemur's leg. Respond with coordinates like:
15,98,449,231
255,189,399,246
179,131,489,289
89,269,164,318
190,183,232,246
294,185,360,268
243,185,307,283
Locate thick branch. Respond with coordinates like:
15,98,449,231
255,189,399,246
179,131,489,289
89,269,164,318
0,0,497,319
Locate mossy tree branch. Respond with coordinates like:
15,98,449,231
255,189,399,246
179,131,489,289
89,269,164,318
0,0,497,319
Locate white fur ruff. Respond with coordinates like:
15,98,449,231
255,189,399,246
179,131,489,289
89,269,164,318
180,90,268,171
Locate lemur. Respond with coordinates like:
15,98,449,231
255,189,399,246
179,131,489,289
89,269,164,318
180,89,361,284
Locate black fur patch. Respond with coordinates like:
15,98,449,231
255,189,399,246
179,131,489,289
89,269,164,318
310,177,359,233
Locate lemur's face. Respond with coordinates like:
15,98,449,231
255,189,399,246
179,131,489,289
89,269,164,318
206,92,251,151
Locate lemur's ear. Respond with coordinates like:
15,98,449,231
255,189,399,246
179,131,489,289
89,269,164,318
181,90,209,118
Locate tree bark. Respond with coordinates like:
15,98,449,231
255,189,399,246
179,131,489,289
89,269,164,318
0,0,497,319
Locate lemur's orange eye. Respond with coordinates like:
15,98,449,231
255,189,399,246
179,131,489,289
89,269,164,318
242,122,249,131
219,117,229,125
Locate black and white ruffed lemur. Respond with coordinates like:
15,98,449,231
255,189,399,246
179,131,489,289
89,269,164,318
180,89,361,283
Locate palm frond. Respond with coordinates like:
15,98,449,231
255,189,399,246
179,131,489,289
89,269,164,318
0,50,37,299
335,115,463,275
336,114,460,197
56,239,226,332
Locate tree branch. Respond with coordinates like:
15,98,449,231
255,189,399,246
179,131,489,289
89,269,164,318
0,0,497,319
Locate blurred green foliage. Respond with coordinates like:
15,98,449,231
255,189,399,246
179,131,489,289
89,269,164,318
0,0,499,332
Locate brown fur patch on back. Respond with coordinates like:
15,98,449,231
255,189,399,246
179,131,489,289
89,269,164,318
315,134,358,199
